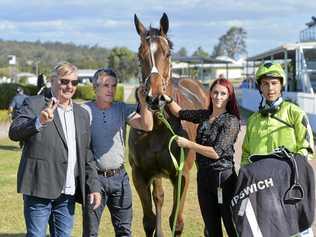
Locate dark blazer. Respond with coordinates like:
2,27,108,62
9,94,100,206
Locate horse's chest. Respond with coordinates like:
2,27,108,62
137,131,170,152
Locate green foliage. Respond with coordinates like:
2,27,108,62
192,46,209,58
212,26,247,60
175,47,188,57
0,40,111,73
0,40,141,86
74,85,96,100
114,84,124,102
108,47,138,83
18,76,28,85
0,83,20,109
0,83,37,109
0,67,9,77
23,84,38,96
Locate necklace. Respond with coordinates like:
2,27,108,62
208,115,218,123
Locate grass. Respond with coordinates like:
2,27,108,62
0,110,10,123
0,136,206,236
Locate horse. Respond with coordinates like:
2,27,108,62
128,13,209,237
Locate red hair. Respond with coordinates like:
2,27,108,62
208,78,240,120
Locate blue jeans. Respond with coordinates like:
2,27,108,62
84,170,132,237
23,194,75,237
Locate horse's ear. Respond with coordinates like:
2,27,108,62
160,12,169,35
134,14,146,37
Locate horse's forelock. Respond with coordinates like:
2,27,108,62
145,27,172,49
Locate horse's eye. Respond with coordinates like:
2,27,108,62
166,52,171,58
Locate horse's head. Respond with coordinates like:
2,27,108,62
134,13,173,111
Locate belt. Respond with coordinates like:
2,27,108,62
97,164,124,177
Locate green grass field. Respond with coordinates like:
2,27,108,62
0,136,208,237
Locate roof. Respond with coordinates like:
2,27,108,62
77,69,96,77
247,42,316,61
172,55,231,64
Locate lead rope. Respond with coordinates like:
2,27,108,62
156,110,185,237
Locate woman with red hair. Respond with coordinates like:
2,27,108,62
164,78,240,237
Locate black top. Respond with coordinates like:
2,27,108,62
179,109,240,171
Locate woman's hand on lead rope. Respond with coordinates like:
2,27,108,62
176,136,192,149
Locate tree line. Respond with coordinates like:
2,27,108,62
0,40,139,83
0,26,247,83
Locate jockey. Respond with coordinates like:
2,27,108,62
241,62,314,166
240,61,315,237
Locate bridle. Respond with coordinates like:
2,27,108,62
139,34,172,94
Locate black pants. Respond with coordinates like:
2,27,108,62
197,168,237,237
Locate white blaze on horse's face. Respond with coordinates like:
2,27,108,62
134,13,171,109
143,36,171,99
150,41,158,54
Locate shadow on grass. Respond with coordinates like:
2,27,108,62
0,235,49,237
0,144,20,151
0,233,49,237
0,235,25,237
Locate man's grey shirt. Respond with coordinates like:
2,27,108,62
10,94,28,110
83,101,137,170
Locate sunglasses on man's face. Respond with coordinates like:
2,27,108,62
59,79,79,86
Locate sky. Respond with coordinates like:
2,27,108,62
1,0,316,58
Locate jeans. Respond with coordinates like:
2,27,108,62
84,170,132,237
23,194,75,237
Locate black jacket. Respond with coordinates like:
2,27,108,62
232,148,315,236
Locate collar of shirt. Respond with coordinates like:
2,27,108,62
57,100,73,112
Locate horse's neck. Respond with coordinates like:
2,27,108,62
153,108,180,131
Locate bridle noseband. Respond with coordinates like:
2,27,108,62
139,34,172,96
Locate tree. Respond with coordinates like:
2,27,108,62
212,26,247,60
175,47,188,57
192,46,209,58
108,47,138,83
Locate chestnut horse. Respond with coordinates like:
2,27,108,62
128,13,209,237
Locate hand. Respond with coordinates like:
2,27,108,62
89,192,101,210
137,85,147,105
162,94,173,104
176,136,191,149
39,97,58,125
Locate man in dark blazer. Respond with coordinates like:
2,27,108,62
9,62,101,237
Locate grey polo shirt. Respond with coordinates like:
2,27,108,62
82,101,137,170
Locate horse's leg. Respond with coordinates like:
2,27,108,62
152,177,164,237
169,161,191,237
132,167,155,237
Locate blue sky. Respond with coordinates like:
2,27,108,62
1,0,316,57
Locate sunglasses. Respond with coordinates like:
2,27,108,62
59,79,79,86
